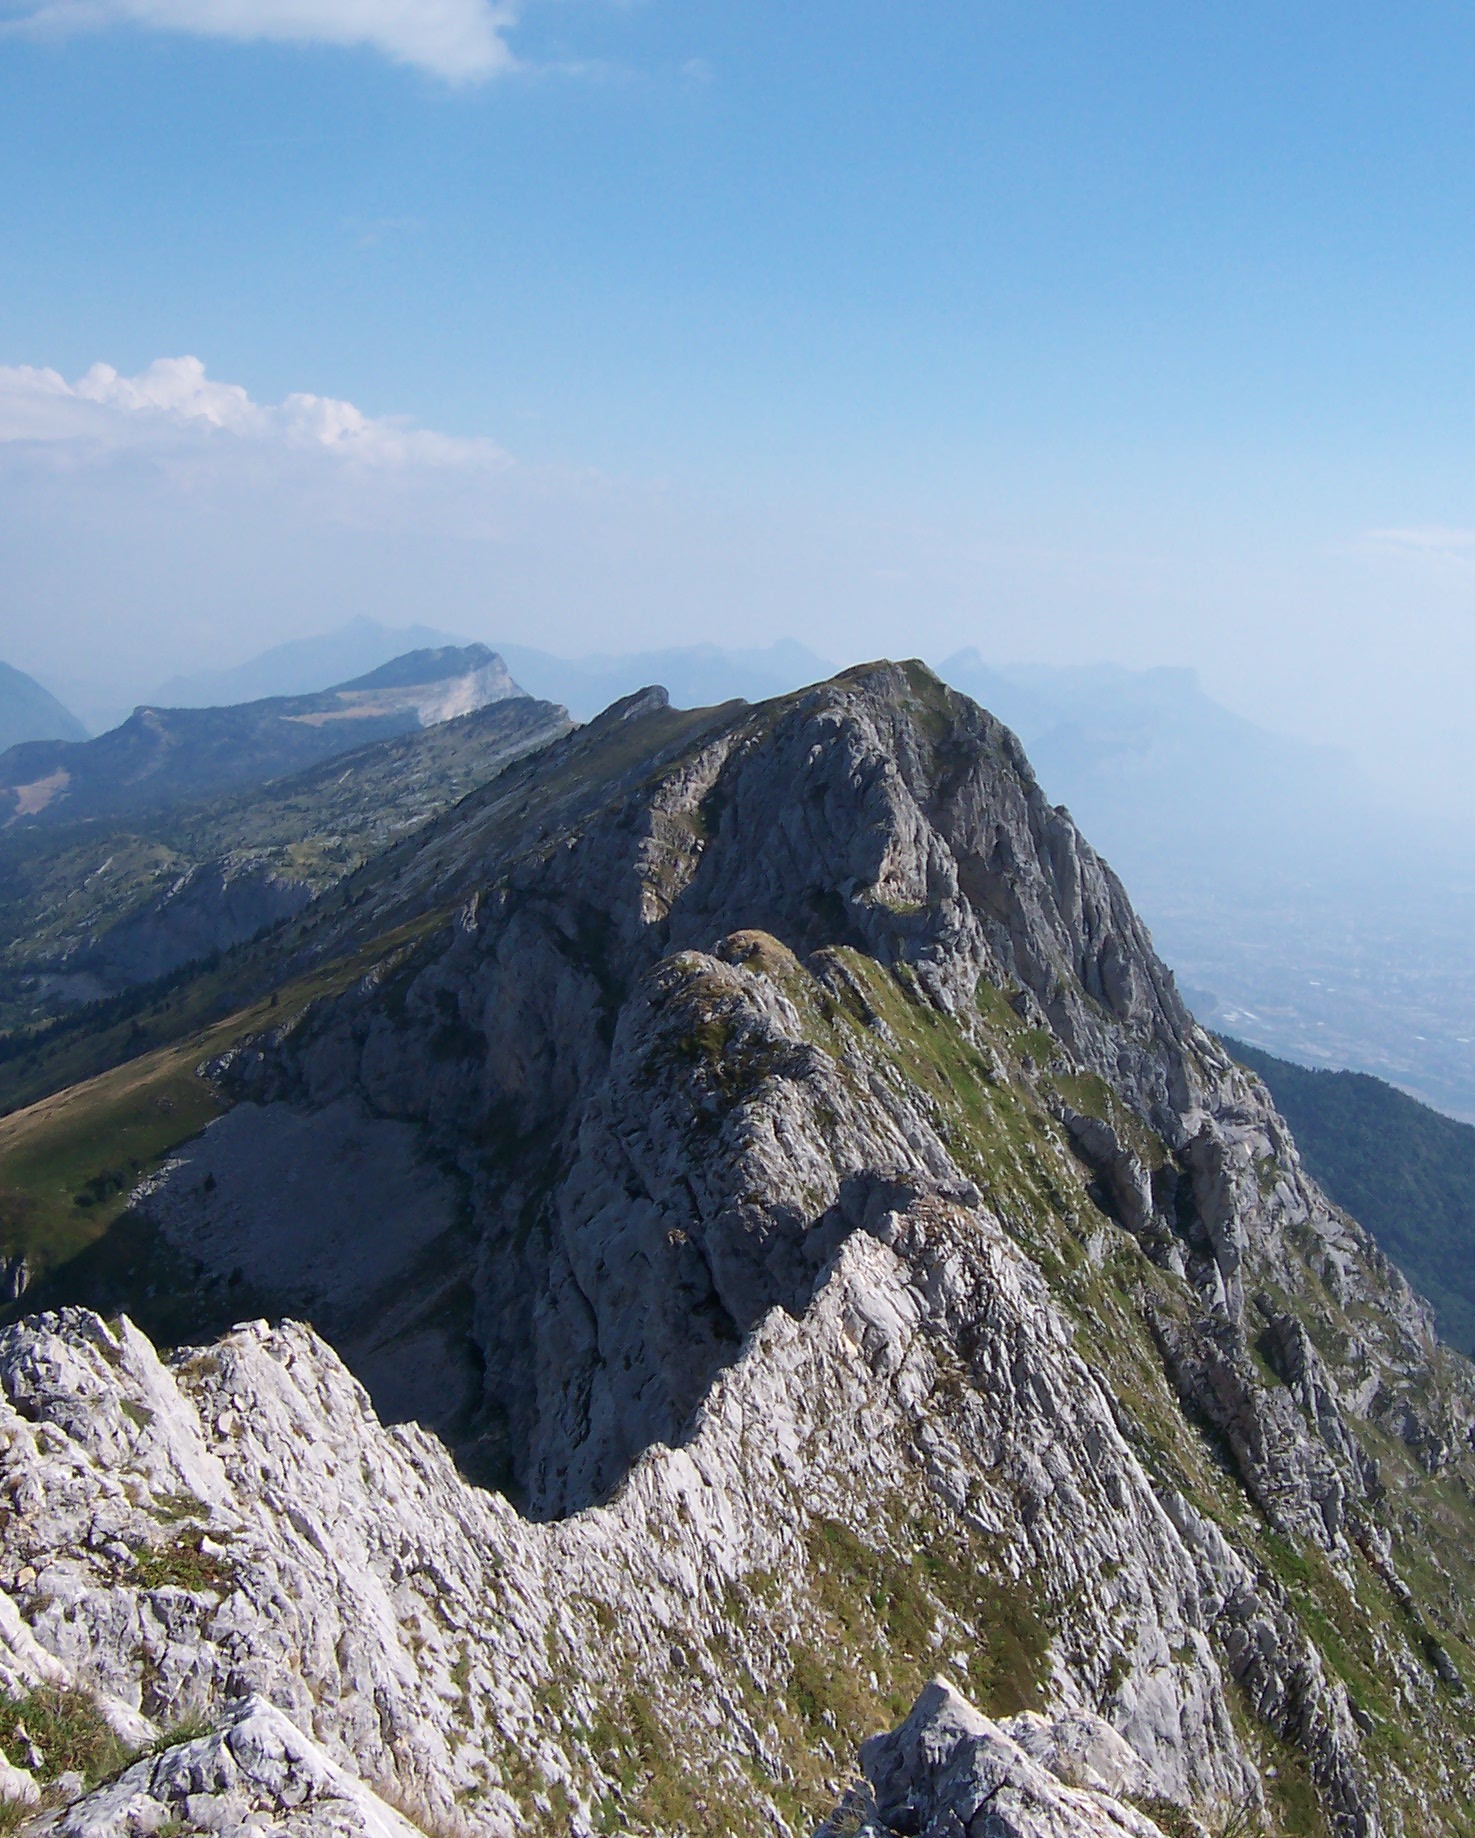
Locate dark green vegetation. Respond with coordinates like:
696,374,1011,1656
0,643,513,827
0,1684,217,1815
0,1686,132,1786
0,1034,226,1266
128,1526,236,1594
1226,1037,1475,1355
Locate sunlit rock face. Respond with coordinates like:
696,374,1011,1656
4,663,1473,1836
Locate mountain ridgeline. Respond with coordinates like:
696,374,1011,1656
0,643,520,827
0,647,572,1061
0,661,1471,1838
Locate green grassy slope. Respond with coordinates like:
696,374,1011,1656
0,908,449,1301
1224,1036,1475,1355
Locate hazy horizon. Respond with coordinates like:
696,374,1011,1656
5,6,1475,814
5,617,1365,790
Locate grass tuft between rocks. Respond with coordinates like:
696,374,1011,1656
128,1527,235,1594
0,1685,131,1787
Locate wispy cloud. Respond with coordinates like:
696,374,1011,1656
0,356,507,468
1,0,519,81
1362,526,1475,563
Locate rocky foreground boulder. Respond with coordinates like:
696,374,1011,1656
817,1678,1174,1838
6,662,1475,1835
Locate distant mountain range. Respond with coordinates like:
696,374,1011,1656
155,621,835,724
152,616,465,708
0,690,571,1033
0,662,87,751
935,650,1475,1121
0,644,520,827
490,638,835,721
935,649,1354,866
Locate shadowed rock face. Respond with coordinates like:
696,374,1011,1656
73,857,315,986
28,660,1475,1836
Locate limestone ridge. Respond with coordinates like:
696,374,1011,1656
0,691,572,1033
0,644,525,827
9,661,1475,1836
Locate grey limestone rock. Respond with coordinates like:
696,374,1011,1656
44,1697,424,1838
818,1679,1177,1838
19,661,1475,1835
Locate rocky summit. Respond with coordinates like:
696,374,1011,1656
0,661,1473,1838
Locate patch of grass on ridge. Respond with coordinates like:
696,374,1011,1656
128,1527,236,1595
0,1686,131,1786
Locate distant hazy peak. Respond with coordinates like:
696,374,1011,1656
0,644,527,827
151,616,469,709
0,660,87,750
488,638,835,722
338,643,506,693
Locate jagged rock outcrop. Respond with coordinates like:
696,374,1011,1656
45,1698,424,1838
18,661,1475,1835
815,1680,1174,1837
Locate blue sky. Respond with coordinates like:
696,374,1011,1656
4,1,1475,790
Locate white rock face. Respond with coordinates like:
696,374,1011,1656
821,1680,1177,1838
0,1215,1255,1835
409,657,520,727
46,1697,424,1838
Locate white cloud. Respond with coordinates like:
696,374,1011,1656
0,355,508,468
2,0,518,81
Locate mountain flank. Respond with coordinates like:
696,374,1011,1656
1225,1035,1475,1356
0,691,571,1046
0,644,520,828
0,661,1471,1835
0,662,86,751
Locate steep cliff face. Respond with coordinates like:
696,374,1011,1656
9,663,1475,1837
69,856,315,987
